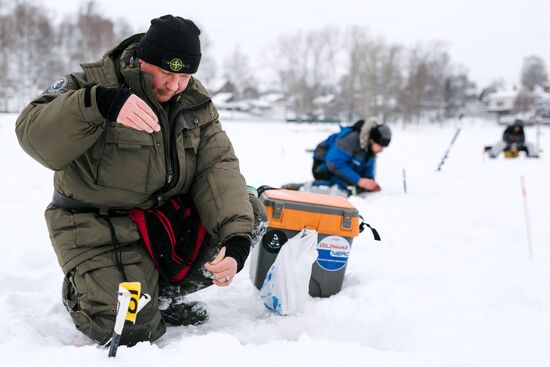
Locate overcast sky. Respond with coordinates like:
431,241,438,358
39,0,550,88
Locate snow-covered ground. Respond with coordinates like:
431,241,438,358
1,114,549,366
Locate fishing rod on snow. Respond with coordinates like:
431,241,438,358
436,114,464,172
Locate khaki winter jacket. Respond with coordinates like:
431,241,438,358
16,34,253,273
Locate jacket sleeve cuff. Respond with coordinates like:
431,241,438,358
95,86,132,121
78,85,106,124
224,235,251,273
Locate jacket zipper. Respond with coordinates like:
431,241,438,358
153,98,211,206
159,108,173,188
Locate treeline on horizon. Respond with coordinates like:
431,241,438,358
1,0,547,123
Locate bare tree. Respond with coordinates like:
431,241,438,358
223,45,257,99
57,8,132,74
271,31,308,119
377,43,403,122
0,1,131,111
113,18,134,42
339,27,368,121
339,28,404,122
271,27,341,121
74,1,116,63
521,55,548,90
514,88,536,113
0,8,14,111
400,42,450,122
444,66,474,118
194,31,217,86
9,2,61,110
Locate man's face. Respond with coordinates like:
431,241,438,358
370,141,385,154
139,60,192,102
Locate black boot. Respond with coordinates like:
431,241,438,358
159,283,209,326
160,300,209,326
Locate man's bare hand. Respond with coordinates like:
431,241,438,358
117,94,160,133
204,247,238,287
357,178,381,191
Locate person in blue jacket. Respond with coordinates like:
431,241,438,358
311,119,391,196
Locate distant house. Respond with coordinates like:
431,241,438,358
484,85,550,126
533,84,550,124
485,90,516,114
209,78,286,121
211,92,235,110
285,94,341,123
250,93,286,120
208,79,239,115
208,79,237,96
312,94,340,123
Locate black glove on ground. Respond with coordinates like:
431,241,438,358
224,236,251,273
96,86,133,121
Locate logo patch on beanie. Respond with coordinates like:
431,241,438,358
167,58,188,72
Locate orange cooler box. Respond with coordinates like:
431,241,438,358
249,189,360,297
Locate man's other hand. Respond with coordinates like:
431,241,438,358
204,247,238,287
117,94,160,133
96,86,160,133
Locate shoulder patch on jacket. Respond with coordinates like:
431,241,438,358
337,130,361,154
47,76,68,94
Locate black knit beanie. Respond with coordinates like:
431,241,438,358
370,124,392,147
138,15,202,74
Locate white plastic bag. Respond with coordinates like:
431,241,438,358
260,229,318,315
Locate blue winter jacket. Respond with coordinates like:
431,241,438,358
313,127,376,190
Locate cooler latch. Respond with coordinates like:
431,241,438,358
272,202,284,220
341,210,353,230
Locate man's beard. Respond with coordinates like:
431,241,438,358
367,146,376,157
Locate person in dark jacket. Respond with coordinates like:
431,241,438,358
16,15,267,346
310,119,391,196
489,120,539,158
